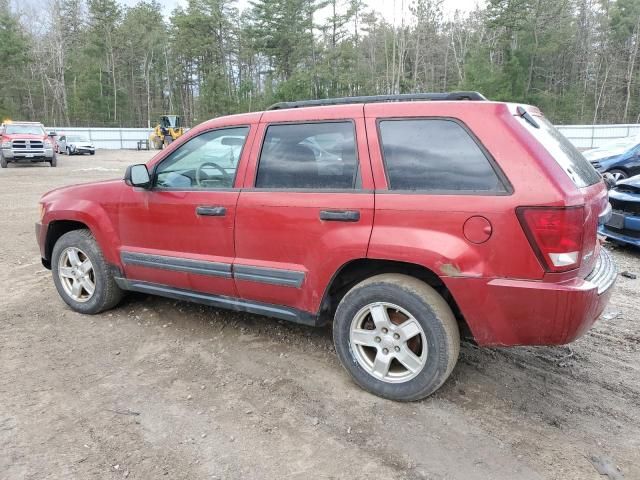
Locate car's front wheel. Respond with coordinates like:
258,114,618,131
0,152,7,168
333,274,460,401
607,169,628,182
51,229,123,314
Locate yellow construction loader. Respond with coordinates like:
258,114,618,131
149,115,184,149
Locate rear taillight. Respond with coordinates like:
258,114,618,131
517,206,585,273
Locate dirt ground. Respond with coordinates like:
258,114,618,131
1,150,638,480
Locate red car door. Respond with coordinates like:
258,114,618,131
117,124,256,297
233,106,375,317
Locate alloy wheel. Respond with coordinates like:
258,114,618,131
349,302,427,383
58,247,96,302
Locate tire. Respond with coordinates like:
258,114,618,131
163,135,173,148
0,152,7,168
90,151,95,156
607,169,628,182
333,274,460,401
49,154,57,167
66,147,72,156
51,229,124,314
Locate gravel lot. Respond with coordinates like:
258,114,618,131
1,150,639,480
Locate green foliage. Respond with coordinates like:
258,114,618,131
2,0,640,126
0,7,30,119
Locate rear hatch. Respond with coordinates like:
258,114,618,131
514,107,607,278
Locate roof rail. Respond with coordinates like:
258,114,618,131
267,92,487,110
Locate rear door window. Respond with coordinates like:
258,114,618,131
378,119,507,193
255,122,359,189
518,115,601,188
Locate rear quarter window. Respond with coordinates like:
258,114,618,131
519,115,601,188
378,119,508,193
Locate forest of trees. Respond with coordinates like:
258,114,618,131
1,0,640,128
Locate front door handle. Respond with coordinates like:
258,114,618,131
196,206,226,217
319,210,360,222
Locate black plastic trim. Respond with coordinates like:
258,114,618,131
267,92,487,110
319,209,360,222
196,206,226,216
114,277,319,326
233,265,305,288
121,251,232,278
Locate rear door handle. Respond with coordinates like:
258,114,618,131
196,206,226,217
319,210,360,222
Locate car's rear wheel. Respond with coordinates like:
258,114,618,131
51,229,123,314
333,274,460,401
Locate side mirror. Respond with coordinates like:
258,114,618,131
125,164,151,188
48,131,56,137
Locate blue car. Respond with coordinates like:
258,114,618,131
583,137,640,181
600,175,640,247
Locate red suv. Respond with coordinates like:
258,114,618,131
36,93,616,401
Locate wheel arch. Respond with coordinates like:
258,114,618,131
44,220,91,268
43,208,120,270
319,258,472,338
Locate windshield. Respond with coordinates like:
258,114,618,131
68,136,89,142
519,115,601,188
5,124,45,136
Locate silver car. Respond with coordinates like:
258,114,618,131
56,135,95,155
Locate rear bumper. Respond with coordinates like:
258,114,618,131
446,248,617,346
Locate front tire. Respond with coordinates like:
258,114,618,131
0,152,7,168
51,229,124,314
333,274,460,401
607,169,628,182
49,154,57,167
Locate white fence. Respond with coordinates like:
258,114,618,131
49,127,153,149
48,124,639,150
556,124,640,149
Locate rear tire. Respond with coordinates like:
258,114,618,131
51,229,124,314
333,274,460,401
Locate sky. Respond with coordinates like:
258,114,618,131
130,0,483,21
16,0,483,22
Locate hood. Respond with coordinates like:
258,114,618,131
612,175,640,194
583,138,640,160
41,179,122,202
2,133,46,140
